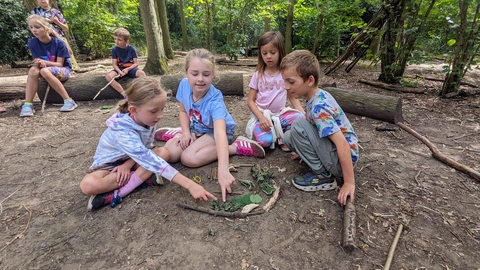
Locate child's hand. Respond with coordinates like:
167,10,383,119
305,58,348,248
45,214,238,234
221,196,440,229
177,133,195,150
218,169,236,202
188,182,217,201
337,182,355,206
111,164,131,187
259,116,272,132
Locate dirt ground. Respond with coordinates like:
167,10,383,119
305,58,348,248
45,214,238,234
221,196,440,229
0,55,479,270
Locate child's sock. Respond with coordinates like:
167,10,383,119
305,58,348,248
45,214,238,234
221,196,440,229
24,102,33,106
64,98,73,102
118,172,144,197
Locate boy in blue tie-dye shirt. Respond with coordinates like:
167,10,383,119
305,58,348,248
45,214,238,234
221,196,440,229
280,50,359,206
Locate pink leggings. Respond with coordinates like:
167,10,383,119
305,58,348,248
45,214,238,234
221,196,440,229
252,110,305,147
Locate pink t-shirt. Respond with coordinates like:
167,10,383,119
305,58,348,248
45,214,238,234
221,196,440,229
248,71,287,113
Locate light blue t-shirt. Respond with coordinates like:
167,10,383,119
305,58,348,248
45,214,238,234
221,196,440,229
306,89,359,163
176,78,236,140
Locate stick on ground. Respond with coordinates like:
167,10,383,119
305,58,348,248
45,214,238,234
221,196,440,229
93,74,120,100
41,85,50,115
383,224,404,270
342,201,356,252
176,202,264,218
397,122,480,182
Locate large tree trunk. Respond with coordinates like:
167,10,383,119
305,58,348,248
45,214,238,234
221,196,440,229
324,87,404,124
178,0,189,50
285,0,296,53
311,0,324,55
156,0,175,60
139,0,168,75
379,0,404,84
441,3,480,95
161,73,245,97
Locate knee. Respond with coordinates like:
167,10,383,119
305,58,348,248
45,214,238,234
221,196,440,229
79,175,95,195
136,70,146,77
28,66,40,77
154,147,171,161
180,153,200,168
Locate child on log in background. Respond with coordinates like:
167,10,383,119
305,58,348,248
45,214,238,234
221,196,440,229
245,31,305,152
21,15,77,117
105,27,146,98
30,0,69,38
280,50,359,206
155,48,265,202
79,77,216,210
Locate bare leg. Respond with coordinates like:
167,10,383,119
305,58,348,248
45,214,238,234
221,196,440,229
39,68,70,99
105,71,124,95
25,66,41,102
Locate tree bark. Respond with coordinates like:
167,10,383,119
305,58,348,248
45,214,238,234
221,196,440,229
156,0,175,60
0,85,26,101
161,73,244,97
178,0,189,50
285,0,296,53
139,0,168,75
36,77,131,103
324,87,404,124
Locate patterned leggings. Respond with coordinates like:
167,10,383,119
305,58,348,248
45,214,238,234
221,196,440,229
253,110,305,147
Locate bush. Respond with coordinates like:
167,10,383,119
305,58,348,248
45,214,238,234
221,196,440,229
0,0,31,63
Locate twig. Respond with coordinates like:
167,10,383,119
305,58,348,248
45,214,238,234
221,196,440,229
176,202,264,218
0,187,21,214
0,205,32,252
93,74,120,100
397,122,480,182
383,224,403,270
451,132,480,141
263,181,280,212
414,170,422,185
41,85,50,115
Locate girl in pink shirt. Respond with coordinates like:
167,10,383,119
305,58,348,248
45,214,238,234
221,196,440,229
246,32,305,151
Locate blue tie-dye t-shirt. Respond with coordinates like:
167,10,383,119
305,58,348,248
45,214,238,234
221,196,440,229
306,89,359,163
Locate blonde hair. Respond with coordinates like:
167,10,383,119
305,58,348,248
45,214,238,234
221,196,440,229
117,77,166,113
280,50,320,85
184,48,217,77
27,14,73,55
114,27,130,41
256,31,286,78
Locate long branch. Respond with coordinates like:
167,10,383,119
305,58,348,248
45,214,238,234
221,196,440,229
177,202,265,218
397,122,480,182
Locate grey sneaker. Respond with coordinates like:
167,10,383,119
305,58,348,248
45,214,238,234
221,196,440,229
20,104,35,117
60,99,78,112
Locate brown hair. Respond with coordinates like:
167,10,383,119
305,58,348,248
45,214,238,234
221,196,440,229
256,31,286,77
114,27,130,41
280,50,320,85
117,77,166,113
27,14,73,55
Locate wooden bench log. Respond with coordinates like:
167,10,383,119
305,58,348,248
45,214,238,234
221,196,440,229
37,76,131,103
161,73,244,97
324,87,403,124
0,85,26,101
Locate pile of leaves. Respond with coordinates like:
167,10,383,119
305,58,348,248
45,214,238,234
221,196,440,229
210,165,276,212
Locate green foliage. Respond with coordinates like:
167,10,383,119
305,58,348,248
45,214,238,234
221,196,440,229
62,0,144,58
399,78,419,88
0,0,31,63
210,194,262,212
221,33,247,60
251,164,276,195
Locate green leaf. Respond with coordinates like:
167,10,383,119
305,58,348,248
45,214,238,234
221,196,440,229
447,39,456,47
249,194,262,204
100,105,113,110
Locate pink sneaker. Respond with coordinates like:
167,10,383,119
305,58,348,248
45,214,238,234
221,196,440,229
155,127,182,141
280,144,291,152
234,136,265,158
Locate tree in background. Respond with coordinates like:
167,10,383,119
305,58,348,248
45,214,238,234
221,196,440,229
285,0,296,53
156,0,174,59
139,0,168,74
0,0,30,63
441,0,480,95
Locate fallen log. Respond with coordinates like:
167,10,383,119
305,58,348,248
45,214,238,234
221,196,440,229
0,85,26,101
37,76,131,103
359,79,426,94
405,75,478,88
11,61,32,68
397,122,480,182
324,87,404,124
161,73,244,96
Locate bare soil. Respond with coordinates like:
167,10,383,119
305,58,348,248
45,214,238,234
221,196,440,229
0,56,479,270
